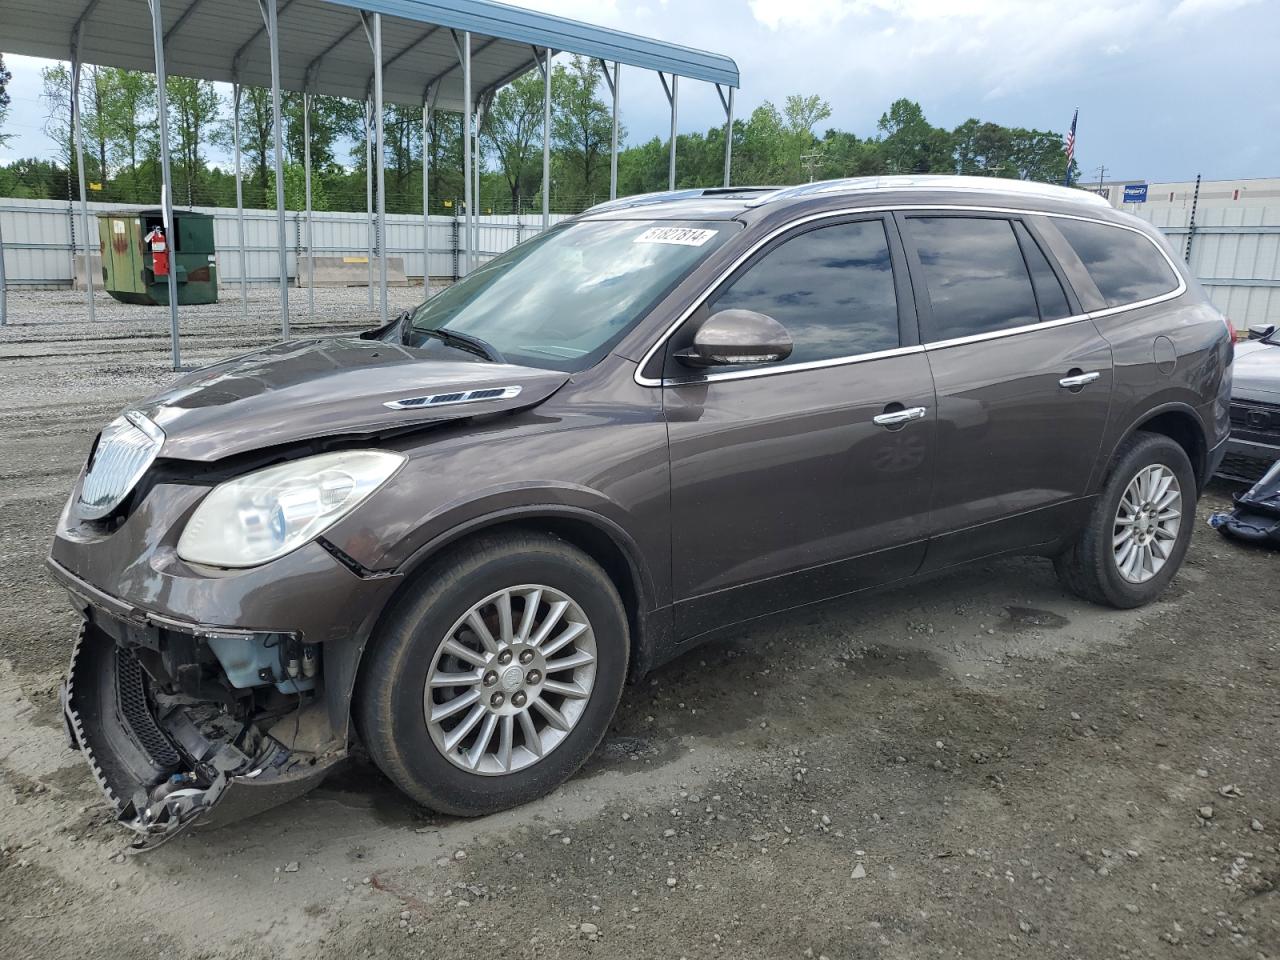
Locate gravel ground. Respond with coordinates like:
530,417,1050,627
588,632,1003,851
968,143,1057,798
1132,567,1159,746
0,290,1277,960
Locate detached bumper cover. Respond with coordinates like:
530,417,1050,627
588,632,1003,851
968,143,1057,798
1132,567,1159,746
63,624,343,849
1209,458,1280,546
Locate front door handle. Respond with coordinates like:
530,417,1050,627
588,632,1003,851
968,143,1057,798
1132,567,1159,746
873,405,928,427
1059,371,1102,389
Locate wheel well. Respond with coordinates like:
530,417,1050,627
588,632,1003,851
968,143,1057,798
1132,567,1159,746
1133,409,1207,490
391,516,648,679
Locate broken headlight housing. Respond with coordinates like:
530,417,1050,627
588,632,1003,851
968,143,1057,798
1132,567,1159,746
177,450,404,568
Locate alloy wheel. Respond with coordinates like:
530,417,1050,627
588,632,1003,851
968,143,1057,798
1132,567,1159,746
423,585,597,775
1113,463,1182,584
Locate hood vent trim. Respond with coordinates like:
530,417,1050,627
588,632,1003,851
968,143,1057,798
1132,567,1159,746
383,385,523,411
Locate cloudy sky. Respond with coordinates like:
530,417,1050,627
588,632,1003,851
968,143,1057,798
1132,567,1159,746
2,0,1275,182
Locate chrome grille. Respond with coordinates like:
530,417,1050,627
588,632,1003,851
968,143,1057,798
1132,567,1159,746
77,411,164,520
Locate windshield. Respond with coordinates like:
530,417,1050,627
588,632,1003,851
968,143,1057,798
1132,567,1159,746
407,219,735,371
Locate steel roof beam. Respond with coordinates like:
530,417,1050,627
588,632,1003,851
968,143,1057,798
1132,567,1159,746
304,19,363,90
164,0,207,45
231,0,299,76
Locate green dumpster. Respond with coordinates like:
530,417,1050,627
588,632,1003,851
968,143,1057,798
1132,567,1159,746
98,209,218,306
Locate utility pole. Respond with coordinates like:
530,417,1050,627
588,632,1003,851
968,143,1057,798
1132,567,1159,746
1093,164,1108,194
800,150,823,183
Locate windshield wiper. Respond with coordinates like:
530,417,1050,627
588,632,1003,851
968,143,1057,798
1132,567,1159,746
417,326,505,363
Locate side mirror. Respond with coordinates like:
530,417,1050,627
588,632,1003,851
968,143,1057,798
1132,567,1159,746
674,309,794,368
1247,323,1276,341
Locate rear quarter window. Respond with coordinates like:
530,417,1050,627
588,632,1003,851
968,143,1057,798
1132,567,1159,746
1053,218,1181,308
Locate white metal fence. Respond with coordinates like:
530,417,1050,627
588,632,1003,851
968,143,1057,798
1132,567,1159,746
0,197,570,289
1128,203,1280,329
2,193,1277,327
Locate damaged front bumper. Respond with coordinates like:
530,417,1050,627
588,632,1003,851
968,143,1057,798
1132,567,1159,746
62,620,346,850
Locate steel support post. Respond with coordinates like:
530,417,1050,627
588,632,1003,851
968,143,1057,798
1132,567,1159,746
542,47,550,230
303,91,314,318
599,60,620,201
259,0,289,340
371,15,388,324
365,102,374,306
69,52,96,322
718,84,735,188
422,96,431,290
0,212,7,326
461,31,472,274
660,73,678,190
147,0,182,369
473,95,487,263
232,81,248,315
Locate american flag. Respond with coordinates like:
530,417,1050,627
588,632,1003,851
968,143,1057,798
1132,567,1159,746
1063,108,1078,185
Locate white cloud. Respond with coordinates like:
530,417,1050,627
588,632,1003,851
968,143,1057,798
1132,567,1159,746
1170,0,1260,16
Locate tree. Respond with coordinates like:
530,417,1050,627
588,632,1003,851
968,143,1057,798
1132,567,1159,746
82,65,112,183
782,94,832,182
482,71,546,205
40,64,73,168
102,68,156,194
167,76,220,203
0,54,13,148
551,56,612,198
214,85,274,207
877,98,952,174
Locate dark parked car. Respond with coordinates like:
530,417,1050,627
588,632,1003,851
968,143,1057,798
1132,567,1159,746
51,176,1233,844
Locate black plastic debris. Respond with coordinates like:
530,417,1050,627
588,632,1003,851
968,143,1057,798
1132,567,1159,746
1209,459,1280,546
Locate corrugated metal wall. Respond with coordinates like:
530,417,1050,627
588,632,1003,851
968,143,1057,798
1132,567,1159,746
0,197,569,288
1132,202,1280,328
3,193,1277,326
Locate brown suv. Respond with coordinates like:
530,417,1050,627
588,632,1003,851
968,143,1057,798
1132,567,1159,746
50,176,1232,845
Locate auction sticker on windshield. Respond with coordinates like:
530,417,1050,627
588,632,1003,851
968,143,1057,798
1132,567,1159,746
633,226,719,246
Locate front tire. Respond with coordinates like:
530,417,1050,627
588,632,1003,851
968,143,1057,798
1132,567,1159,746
355,532,629,816
1054,431,1197,608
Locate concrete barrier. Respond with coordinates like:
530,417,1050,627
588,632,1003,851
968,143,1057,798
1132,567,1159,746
297,255,410,287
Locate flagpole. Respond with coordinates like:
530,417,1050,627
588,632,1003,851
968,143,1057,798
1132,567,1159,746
1063,107,1078,187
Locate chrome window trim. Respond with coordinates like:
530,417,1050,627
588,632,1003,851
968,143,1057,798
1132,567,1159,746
662,344,926,386
634,203,1186,388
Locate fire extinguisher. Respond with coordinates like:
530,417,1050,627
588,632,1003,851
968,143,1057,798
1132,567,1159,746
144,226,169,278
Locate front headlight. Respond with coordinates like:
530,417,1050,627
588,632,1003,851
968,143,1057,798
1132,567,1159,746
176,450,405,568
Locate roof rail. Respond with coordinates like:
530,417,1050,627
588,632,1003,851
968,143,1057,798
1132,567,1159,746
746,175,1112,209
582,186,778,216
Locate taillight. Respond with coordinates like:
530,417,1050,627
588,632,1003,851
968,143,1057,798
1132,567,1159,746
1223,314,1237,342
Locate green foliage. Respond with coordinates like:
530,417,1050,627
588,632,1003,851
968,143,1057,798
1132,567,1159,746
2,62,1078,212
0,54,13,148
482,71,547,204
550,56,615,198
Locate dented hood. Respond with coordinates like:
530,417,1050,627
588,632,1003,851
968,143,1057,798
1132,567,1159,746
134,338,569,462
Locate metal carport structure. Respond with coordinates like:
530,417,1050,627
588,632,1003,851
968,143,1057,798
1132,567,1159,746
0,0,739,366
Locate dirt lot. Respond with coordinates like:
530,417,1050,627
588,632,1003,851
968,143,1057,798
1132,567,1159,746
0,290,1277,960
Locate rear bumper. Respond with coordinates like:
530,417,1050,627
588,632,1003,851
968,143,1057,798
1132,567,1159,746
1225,436,1280,464
1217,437,1279,483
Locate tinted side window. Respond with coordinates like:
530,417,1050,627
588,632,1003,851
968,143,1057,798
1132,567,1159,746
903,216,1039,340
705,219,900,366
1014,221,1072,321
1053,218,1179,308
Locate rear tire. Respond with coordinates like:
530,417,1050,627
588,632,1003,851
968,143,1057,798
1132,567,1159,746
355,531,628,816
1054,432,1196,609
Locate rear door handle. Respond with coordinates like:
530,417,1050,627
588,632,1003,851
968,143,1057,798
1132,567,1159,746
873,406,928,427
1059,371,1102,389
